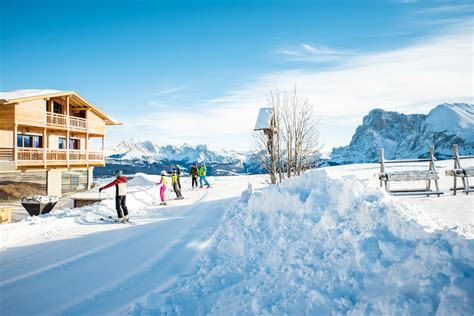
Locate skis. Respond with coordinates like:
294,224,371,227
100,216,136,225
151,201,167,206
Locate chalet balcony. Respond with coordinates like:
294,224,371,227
46,112,87,130
0,148,104,166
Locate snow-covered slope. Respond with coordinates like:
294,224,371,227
1,161,473,315
331,103,474,164
100,140,261,176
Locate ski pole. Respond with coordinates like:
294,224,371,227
151,185,157,204
94,190,101,223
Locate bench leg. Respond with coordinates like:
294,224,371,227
453,176,457,196
465,176,471,195
434,179,440,197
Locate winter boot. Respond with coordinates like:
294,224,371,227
115,217,124,223
160,202,167,206
123,215,129,222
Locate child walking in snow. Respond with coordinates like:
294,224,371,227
190,163,199,190
156,171,168,205
199,163,211,188
175,164,182,190
172,169,183,200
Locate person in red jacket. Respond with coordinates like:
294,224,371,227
99,170,129,222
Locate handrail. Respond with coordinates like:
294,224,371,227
17,148,44,161
69,116,87,129
46,112,67,126
15,148,104,163
46,112,87,129
0,148,14,161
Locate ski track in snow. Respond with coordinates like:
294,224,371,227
0,177,256,315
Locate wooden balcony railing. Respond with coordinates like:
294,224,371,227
69,116,87,130
47,150,67,161
17,148,44,161
0,148,14,161
88,151,104,161
47,112,67,126
15,148,105,164
69,150,87,161
46,112,87,130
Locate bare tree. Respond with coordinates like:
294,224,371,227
253,87,321,183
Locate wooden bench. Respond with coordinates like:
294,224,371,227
445,144,474,195
71,192,109,208
379,146,443,196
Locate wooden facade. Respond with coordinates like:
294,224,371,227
0,90,119,199
0,90,118,172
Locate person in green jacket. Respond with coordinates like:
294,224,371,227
199,163,210,188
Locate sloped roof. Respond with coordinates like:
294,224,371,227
0,89,120,125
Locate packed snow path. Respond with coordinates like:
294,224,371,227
0,176,263,315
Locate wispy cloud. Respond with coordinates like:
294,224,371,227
277,43,353,63
153,85,186,97
109,19,473,151
415,3,474,15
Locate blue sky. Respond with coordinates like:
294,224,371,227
1,0,473,151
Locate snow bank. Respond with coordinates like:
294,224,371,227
128,173,160,186
132,170,474,315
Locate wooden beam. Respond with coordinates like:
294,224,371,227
43,128,47,168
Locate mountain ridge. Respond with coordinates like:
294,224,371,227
330,103,474,164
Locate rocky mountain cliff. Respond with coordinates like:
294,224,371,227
330,103,474,164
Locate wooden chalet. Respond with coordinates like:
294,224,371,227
0,90,119,199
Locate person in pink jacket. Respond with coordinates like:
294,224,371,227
156,171,168,205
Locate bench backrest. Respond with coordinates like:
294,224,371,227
380,146,437,174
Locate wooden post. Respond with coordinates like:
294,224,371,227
380,148,385,188
86,133,89,166
102,135,105,161
43,128,47,168
66,96,70,168
13,124,18,164
429,146,441,195
453,144,458,195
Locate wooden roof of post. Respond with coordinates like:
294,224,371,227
0,89,121,126
254,107,274,131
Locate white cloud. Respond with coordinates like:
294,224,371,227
415,4,474,15
109,20,473,152
277,43,352,63
153,86,186,96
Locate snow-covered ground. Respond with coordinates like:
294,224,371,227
1,160,473,315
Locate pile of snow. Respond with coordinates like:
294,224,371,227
133,170,474,315
128,173,160,187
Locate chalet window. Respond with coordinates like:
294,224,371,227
17,134,42,148
53,101,62,114
70,138,80,150
59,137,66,149
58,137,80,150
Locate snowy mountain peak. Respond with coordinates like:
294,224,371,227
331,103,474,164
100,140,262,176
424,103,474,135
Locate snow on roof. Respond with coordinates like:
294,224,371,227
254,107,273,131
0,89,63,102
